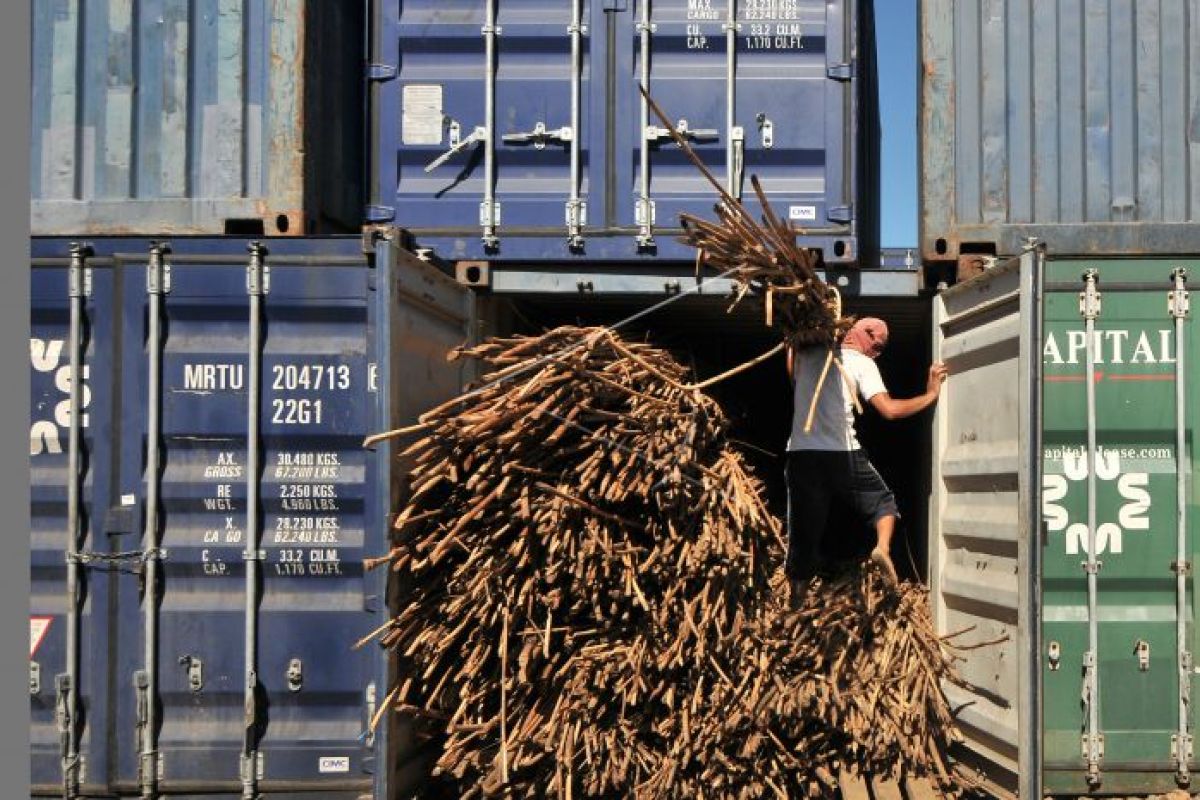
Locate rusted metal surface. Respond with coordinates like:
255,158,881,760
920,0,1200,262
30,0,362,235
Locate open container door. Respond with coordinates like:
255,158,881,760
930,248,1043,799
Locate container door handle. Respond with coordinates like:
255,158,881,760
501,121,573,148
424,126,486,173
645,119,719,143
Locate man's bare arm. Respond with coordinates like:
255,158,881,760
868,362,947,420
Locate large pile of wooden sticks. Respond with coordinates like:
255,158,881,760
361,327,986,798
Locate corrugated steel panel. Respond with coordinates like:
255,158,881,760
930,253,1041,799
1040,256,1198,794
30,1,364,236
371,0,879,264
29,235,472,797
920,1,1200,261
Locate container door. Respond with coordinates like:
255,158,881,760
1041,258,1198,794
382,0,598,258
30,247,116,796
368,237,478,798
620,0,856,259
930,251,1042,799
94,238,378,797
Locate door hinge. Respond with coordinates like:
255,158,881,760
364,682,377,750
1079,269,1102,319
146,243,172,295
1169,268,1190,319
69,242,93,298
240,752,265,782
365,205,396,224
1173,733,1195,761
366,63,397,82
827,62,855,81
246,242,270,296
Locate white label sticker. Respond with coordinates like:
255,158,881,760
402,85,444,146
30,617,51,658
788,205,817,221
318,756,350,774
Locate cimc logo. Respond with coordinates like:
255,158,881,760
29,338,90,456
1042,447,1167,555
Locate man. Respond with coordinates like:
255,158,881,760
785,317,947,583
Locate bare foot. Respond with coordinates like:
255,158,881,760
870,548,898,585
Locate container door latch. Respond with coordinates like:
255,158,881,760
1135,640,1150,672
286,658,303,692
179,655,203,693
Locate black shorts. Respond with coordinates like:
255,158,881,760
784,449,899,577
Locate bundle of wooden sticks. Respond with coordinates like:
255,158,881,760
640,87,856,349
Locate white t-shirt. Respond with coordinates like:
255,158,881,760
787,347,888,451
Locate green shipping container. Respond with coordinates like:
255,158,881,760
1041,257,1196,795
932,250,1197,798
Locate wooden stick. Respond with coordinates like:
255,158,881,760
803,348,836,433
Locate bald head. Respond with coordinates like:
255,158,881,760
843,318,889,359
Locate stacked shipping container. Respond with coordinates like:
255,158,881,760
921,1,1200,796
37,0,1200,797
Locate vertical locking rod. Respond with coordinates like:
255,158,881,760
481,0,499,248
1170,267,1192,785
61,242,91,799
724,0,740,198
566,0,585,248
241,243,267,800
636,0,655,247
1080,268,1103,787
140,242,170,800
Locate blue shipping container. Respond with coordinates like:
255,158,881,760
30,1,364,236
369,0,878,264
29,234,473,797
